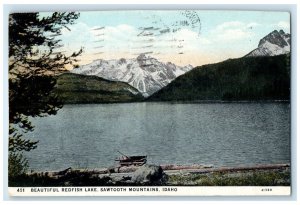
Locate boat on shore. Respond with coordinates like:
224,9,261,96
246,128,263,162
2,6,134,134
115,151,147,166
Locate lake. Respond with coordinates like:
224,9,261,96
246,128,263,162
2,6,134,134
25,102,290,171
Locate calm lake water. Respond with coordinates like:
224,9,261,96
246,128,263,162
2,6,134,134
25,102,290,171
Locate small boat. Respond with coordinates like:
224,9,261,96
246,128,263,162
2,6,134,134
115,151,147,166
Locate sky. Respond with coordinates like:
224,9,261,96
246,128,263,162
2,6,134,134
47,10,290,67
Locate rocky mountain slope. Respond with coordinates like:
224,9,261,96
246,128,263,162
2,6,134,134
72,54,193,97
245,30,290,57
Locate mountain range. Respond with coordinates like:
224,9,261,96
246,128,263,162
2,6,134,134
57,29,290,103
72,54,193,97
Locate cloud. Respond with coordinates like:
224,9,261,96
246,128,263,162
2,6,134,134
211,21,259,42
246,22,261,29
277,21,290,30
89,24,211,56
154,28,211,54
96,24,138,41
56,20,259,66
58,22,96,55
61,22,94,42
268,21,290,34
60,23,141,59
174,29,211,45
217,29,251,41
94,24,138,52
215,21,244,31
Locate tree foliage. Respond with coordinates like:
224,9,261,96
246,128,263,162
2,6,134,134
9,12,82,156
8,152,29,178
148,54,290,101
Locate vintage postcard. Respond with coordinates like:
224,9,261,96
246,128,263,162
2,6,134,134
8,10,291,196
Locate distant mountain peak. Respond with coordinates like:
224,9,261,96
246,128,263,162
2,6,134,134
246,29,290,57
72,55,193,96
258,30,290,48
137,53,147,60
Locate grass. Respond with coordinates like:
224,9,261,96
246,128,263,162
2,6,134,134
167,169,290,186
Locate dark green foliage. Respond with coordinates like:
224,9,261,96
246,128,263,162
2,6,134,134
53,73,144,103
148,54,290,101
9,129,38,152
10,75,62,118
8,152,29,178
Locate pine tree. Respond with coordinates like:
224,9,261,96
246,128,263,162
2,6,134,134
9,12,82,155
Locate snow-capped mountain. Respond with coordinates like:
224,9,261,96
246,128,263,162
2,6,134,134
245,30,290,57
72,54,193,96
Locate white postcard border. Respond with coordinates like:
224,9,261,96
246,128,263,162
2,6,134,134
2,2,298,201
8,186,290,196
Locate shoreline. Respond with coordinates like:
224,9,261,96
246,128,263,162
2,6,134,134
10,163,290,187
61,99,290,105
27,163,290,177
